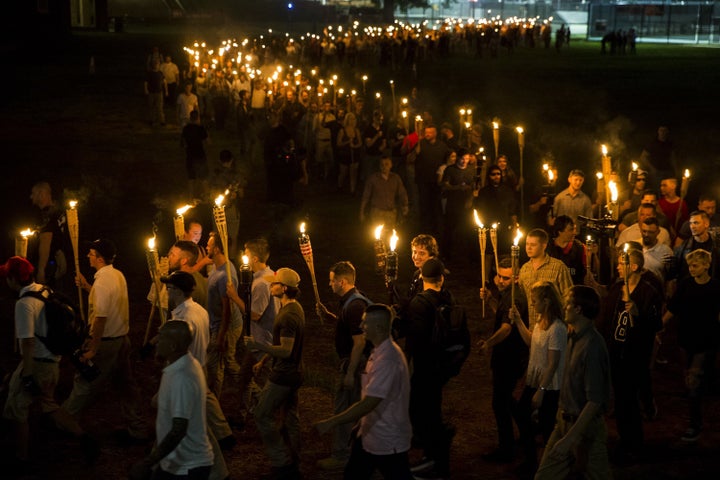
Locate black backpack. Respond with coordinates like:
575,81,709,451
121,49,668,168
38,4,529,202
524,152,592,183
417,291,471,379
21,287,88,355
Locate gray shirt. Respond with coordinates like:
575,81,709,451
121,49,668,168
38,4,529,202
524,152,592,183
559,325,610,417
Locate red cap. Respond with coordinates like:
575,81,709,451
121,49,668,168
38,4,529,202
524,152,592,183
0,256,35,282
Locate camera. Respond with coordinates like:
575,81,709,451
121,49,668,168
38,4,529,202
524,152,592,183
577,215,617,236
70,349,101,382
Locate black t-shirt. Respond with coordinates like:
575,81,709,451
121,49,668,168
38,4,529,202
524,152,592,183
667,277,720,354
145,70,165,93
269,301,305,387
490,287,529,376
334,288,371,359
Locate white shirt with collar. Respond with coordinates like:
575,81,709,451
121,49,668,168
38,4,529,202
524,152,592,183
171,298,210,366
89,264,129,338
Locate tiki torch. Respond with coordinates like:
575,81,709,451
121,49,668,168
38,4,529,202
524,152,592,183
511,229,523,306
473,210,487,316
517,126,525,222
585,235,594,278
239,254,253,337
622,243,634,328
492,119,500,160
489,223,500,275
66,200,85,322
213,194,232,284
174,204,192,241
601,145,611,206
298,222,324,321
373,225,387,275
677,169,691,230
608,180,619,220
144,236,167,345
385,229,399,304
16,228,34,258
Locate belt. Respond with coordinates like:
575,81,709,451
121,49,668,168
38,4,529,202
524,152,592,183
101,335,125,341
34,357,58,364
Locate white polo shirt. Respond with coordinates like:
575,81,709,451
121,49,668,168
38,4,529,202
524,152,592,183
16,283,59,361
89,264,129,338
157,353,213,474
171,298,210,366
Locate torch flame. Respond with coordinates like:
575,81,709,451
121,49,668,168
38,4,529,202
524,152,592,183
242,254,250,265
596,172,603,180
148,236,156,251
176,204,192,216
299,222,306,234
492,222,498,230
374,225,384,240
389,230,398,252
493,122,499,130
548,170,555,181
68,200,78,209
20,228,33,238
543,163,549,171
473,209,483,228
586,235,592,243
684,169,690,179
513,229,523,246
632,162,638,171
516,126,524,134
601,144,608,156
215,194,225,207
609,181,618,203
623,243,629,253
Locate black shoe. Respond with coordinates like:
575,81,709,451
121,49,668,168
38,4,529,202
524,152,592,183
482,448,514,463
219,434,237,451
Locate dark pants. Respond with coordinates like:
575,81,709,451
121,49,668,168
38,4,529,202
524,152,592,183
409,373,452,475
516,386,560,461
611,354,645,451
344,435,413,480
153,465,211,479
490,367,523,454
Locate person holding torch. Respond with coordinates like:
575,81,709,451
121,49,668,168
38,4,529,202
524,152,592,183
477,257,529,464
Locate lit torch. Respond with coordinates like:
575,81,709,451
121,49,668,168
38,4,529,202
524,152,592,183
373,225,387,275
174,204,192,241
213,194,232,284
492,118,500,160
474,210,488,317
66,200,85,322
239,254,253,337
16,228,34,259
511,229,523,306
298,222,324,321
608,180,619,220
385,230,399,303
489,223,500,275
144,236,167,345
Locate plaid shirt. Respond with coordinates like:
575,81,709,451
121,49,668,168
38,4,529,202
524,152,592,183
519,255,574,329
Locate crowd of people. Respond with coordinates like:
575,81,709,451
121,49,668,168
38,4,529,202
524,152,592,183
1,22,717,480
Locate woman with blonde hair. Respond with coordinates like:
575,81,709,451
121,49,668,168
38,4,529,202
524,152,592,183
336,112,363,194
510,280,567,472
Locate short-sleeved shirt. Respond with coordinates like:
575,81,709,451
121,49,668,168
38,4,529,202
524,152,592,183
250,267,279,350
157,354,213,475
559,326,610,417
526,318,567,390
552,187,592,223
16,283,58,361
269,301,305,387
171,298,210,366
518,255,574,329
207,262,242,334
145,70,165,93
490,287,529,376
89,265,129,338
360,338,412,455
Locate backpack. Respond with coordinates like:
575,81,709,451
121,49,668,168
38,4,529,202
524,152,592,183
20,287,88,355
417,291,471,379
341,291,373,318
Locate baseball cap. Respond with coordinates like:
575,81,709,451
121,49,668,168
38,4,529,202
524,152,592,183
160,271,196,294
0,256,35,282
87,238,117,262
421,258,446,279
263,267,300,287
